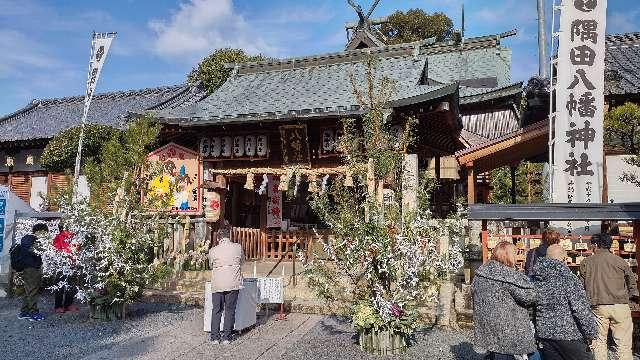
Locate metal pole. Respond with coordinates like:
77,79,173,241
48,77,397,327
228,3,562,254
537,0,548,78
73,32,97,196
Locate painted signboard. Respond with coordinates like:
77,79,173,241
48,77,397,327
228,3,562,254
147,143,201,214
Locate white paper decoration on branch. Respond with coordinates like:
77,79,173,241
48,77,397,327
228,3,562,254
233,136,245,157
199,138,210,157
245,135,256,156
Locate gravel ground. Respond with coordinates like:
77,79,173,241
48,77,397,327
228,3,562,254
2,295,638,360
282,316,640,360
0,294,200,360
282,316,485,360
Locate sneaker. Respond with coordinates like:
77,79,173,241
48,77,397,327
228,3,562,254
17,312,31,320
54,308,66,314
29,312,45,321
65,305,80,313
222,340,231,345
210,339,220,344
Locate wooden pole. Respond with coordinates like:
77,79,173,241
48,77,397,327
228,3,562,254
510,165,517,204
466,163,476,204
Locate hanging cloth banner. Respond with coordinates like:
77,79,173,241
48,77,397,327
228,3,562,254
266,175,282,228
552,0,607,206
74,32,116,183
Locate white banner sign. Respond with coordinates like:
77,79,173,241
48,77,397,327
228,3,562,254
83,32,115,119
74,32,116,182
266,175,282,228
553,0,607,207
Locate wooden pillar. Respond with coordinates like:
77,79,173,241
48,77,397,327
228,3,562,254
467,163,476,204
602,154,609,203
510,165,517,204
634,220,640,294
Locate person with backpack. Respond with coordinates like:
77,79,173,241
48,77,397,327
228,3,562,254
12,223,48,321
524,228,561,277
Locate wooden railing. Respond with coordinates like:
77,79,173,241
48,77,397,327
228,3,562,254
154,219,332,265
231,227,262,260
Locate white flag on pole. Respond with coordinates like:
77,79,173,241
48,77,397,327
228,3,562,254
73,32,116,185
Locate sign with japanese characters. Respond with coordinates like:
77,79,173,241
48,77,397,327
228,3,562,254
279,125,310,165
146,143,202,214
266,175,282,228
256,277,284,304
553,0,607,206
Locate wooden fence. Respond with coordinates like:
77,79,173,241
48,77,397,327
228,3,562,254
155,218,330,263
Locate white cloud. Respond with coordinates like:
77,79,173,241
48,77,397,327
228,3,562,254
149,0,277,62
0,30,60,79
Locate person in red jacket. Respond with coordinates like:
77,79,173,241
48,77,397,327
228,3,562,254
53,224,79,313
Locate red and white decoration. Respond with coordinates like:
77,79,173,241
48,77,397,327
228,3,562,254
266,175,282,228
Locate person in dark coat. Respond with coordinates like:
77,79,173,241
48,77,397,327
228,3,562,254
17,223,48,321
472,241,538,359
532,244,597,360
524,228,560,276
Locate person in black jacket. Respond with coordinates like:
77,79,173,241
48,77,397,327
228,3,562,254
17,223,48,321
524,228,560,276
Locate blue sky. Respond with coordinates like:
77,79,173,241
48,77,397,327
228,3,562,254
1,0,639,116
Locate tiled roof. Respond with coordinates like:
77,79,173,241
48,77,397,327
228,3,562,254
605,32,640,96
156,32,514,125
0,84,204,142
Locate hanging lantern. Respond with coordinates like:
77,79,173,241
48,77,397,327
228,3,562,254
233,136,245,157
322,129,334,153
245,135,256,156
308,174,318,193
210,137,221,157
344,170,354,187
244,172,255,190
256,135,268,157
221,136,232,157
199,138,210,157
5,156,15,168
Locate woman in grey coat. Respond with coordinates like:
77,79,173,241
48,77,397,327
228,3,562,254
472,241,538,359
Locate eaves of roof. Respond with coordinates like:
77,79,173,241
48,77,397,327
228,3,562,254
459,82,523,105
389,83,458,108
455,119,549,161
147,108,368,127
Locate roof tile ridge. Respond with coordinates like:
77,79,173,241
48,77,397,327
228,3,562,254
35,84,189,106
0,101,40,123
226,41,429,72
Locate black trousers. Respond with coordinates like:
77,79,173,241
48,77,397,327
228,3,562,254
211,290,239,341
538,338,594,360
54,274,77,309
